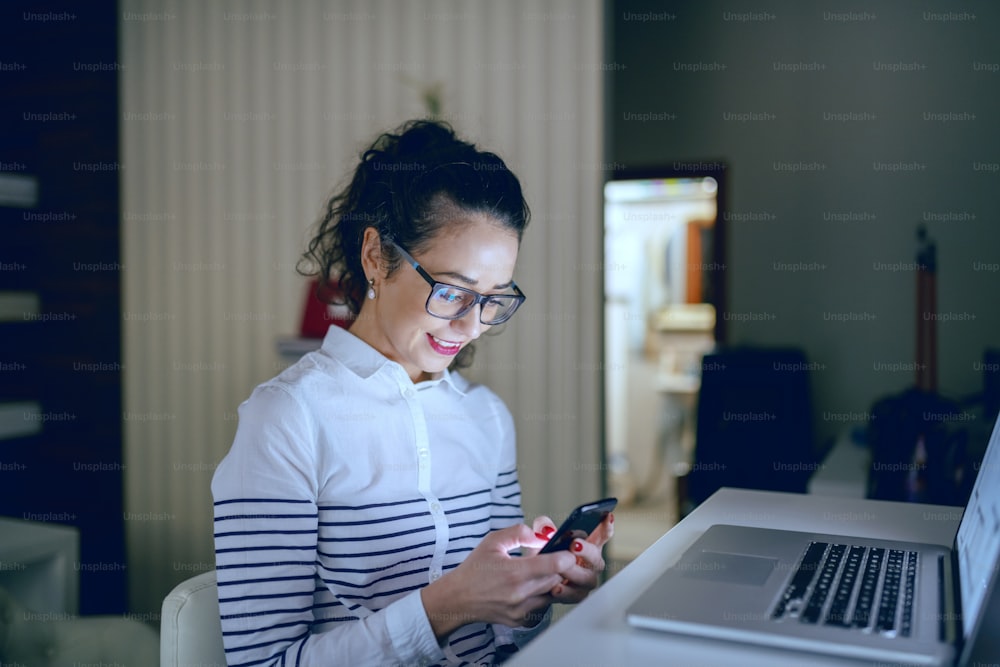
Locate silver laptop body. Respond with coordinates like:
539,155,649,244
626,413,1000,666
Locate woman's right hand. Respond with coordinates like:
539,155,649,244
420,523,576,640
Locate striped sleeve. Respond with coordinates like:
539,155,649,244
489,396,524,532
211,385,443,667
485,394,553,651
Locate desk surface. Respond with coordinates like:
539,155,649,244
510,488,962,667
0,516,80,613
807,426,871,498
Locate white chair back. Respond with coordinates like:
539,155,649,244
160,570,227,667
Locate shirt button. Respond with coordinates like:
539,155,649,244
430,571,441,581
431,502,441,512
403,387,415,398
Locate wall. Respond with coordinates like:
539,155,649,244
121,0,603,615
1,0,126,614
612,0,1000,450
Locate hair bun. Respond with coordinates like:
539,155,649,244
391,120,470,164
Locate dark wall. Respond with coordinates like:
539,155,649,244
610,0,1000,448
0,1,125,614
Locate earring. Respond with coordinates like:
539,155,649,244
367,277,376,300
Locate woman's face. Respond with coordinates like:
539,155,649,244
354,213,520,382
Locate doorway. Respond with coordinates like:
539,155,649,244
602,168,725,563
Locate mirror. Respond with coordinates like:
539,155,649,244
603,167,726,543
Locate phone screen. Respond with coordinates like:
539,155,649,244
538,497,617,554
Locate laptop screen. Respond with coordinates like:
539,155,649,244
955,412,1000,638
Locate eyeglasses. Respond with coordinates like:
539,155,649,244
389,239,526,325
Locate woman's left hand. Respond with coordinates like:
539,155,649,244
527,513,614,604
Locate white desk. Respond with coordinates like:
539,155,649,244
808,427,871,498
510,488,962,667
0,516,80,614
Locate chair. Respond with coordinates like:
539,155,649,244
682,346,816,513
160,570,227,667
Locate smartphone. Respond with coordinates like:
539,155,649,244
538,497,617,554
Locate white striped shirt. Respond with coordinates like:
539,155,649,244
211,325,538,666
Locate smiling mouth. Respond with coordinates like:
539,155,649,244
427,333,462,356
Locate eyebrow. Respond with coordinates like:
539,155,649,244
434,269,513,291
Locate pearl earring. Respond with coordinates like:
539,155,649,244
367,278,376,300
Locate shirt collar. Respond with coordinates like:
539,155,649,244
418,366,467,396
319,325,467,396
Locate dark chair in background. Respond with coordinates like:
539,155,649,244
681,346,817,515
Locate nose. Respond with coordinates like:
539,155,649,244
451,305,484,340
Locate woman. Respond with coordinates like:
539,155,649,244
211,119,613,666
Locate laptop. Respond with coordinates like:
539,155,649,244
626,412,1000,666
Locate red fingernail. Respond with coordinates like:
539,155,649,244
609,513,614,524
572,540,584,552
535,532,549,540
541,526,556,537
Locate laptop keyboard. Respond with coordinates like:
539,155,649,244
771,541,918,637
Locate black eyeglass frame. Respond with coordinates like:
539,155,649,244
388,239,526,325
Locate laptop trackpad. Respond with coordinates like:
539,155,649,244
680,551,777,586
